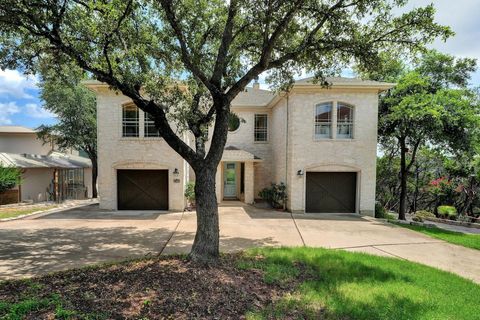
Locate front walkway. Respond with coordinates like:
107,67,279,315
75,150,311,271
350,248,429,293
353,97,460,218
1,202,479,283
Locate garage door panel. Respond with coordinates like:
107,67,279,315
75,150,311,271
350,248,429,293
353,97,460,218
117,170,168,210
306,172,356,213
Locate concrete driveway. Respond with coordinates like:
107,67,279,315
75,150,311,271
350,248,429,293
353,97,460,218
1,203,479,283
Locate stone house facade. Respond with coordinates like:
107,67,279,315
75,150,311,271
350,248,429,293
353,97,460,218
86,77,393,215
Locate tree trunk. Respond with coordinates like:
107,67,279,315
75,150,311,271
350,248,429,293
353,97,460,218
189,166,220,263
91,156,98,198
398,139,408,220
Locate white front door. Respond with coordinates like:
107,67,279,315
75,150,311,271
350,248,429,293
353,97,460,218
223,162,237,198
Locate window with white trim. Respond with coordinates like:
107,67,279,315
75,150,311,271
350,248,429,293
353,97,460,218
144,113,160,137
337,103,354,139
314,102,332,139
122,105,139,137
254,114,268,142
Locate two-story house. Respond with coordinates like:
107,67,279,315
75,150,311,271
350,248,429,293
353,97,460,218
85,77,393,215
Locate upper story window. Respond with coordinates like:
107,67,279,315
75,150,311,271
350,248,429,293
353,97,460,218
122,105,139,137
144,113,160,137
337,103,354,139
254,114,268,142
315,102,332,139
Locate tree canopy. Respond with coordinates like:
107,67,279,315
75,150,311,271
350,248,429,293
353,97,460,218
368,51,479,219
36,65,98,197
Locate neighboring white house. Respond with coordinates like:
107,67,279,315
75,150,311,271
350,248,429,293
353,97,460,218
85,77,394,215
0,126,93,204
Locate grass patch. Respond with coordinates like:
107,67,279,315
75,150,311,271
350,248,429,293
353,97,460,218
1,249,479,319
241,247,480,320
0,205,57,219
394,223,480,250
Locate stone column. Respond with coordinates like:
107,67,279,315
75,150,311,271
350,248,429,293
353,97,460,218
215,162,222,203
244,161,254,204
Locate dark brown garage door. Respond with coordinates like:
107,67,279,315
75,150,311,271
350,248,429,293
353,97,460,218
117,170,168,210
305,172,356,213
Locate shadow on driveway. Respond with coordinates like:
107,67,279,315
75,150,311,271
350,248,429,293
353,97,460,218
37,204,167,220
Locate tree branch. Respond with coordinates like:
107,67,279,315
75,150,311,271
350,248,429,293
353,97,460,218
210,0,238,87
158,0,219,95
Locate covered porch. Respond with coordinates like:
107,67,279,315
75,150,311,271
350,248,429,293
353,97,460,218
215,146,262,204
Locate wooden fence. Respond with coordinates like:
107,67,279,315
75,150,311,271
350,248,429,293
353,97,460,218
0,189,19,205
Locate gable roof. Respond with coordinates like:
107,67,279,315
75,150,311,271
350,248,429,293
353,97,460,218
0,126,37,134
294,76,395,90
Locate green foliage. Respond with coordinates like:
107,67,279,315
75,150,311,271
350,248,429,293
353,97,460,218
413,210,435,222
259,183,287,209
375,202,387,218
184,182,195,202
395,224,480,251
242,247,480,319
0,165,21,193
0,293,76,320
437,205,457,219
369,50,480,219
36,65,97,159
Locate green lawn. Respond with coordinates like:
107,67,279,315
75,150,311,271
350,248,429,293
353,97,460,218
240,247,480,320
1,248,479,319
393,223,480,250
0,205,57,219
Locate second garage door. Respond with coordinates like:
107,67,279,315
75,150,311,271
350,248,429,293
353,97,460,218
305,172,357,213
117,170,169,210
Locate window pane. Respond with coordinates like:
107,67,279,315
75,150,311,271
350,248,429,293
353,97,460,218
254,114,268,142
122,105,139,137
315,103,332,139
144,113,160,137
337,103,353,139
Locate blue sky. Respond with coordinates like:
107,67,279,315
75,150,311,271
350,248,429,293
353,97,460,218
0,0,478,129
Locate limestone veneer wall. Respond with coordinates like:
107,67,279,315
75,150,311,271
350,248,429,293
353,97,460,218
96,90,186,211
285,89,378,215
226,107,273,197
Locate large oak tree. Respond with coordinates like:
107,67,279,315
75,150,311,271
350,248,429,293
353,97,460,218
0,0,450,262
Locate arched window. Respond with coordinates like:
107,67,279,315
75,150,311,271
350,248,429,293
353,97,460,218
315,102,332,139
337,103,354,139
122,105,139,137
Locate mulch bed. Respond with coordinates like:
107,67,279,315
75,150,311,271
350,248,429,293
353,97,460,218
0,254,296,319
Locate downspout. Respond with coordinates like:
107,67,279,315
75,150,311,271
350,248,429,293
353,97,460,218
285,94,289,210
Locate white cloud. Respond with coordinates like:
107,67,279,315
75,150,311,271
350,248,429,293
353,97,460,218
0,102,20,125
0,69,38,99
24,103,56,119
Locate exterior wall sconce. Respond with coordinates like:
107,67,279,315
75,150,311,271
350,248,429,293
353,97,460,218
297,170,304,176
173,168,179,176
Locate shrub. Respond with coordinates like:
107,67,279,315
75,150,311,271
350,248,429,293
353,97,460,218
413,210,435,222
437,205,457,220
0,165,21,193
184,182,195,203
375,202,387,218
259,183,287,209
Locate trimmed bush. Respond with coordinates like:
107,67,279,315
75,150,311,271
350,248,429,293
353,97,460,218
413,210,435,222
258,183,287,209
375,202,387,218
0,165,21,193
437,205,457,220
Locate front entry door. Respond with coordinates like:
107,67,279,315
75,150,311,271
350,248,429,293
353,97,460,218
223,162,237,198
